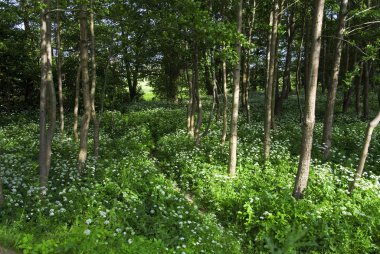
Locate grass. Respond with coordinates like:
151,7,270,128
140,79,155,101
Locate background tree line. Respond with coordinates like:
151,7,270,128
0,0,379,200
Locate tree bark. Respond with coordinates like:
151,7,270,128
221,59,228,145
276,8,295,115
73,64,81,141
349,111,380,193
264,0,280,161
90,1,99,160
242,0,256,123
321,0,348,160
228,0,243,176
56,0,64,134
197,53,217,145
293,0,325,199
193,42,202,140
356,62,364,116
78,4,92,172
186,67,195,137
39,0,56,191
39,4,48,189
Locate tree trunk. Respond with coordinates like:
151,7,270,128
193,42,202,140
264,0,280,161
355,62,364,116
186,67,195,137
39,0,56,191
293,0,325,199
100,61,109,115
73,65,81,141
276,8,295,115
78,4,92,172
197,54,217,145
242,0,256,123
89,1,99,160
303,4,311,95
56,0,64,134
321,0,348,160
228,0,243,176
221,59,228,145
349,111,380,192
321,18,328,94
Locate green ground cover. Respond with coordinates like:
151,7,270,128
0,94,379,253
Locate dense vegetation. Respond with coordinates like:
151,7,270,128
1,0,380,253
1,95,380,253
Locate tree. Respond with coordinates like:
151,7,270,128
228,0,243,177
349,111,380,193
56,0,64,134
90,0,100,160
220,57,228,145
73,64,81,141
275,5,296,115
78,4,92,172
39,0,56,191
293,0,325,199
264,0,280,161
321,0,349,159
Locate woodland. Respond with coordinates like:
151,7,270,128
0,0,380,253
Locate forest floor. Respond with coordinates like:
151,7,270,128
0,93,380,253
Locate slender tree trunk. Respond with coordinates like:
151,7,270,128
293,0,325,199
276,8,295,115
296,38,304,124
243,0,256,123
46,26,56,173
214,61,221,122
78,4,92,172
363,61,371,119
303,5,311,95
193,42,202,140
241,53,247,116
39,4,48,189
56,0,64,134
197,55,217,145
295,16,306,123
271,23,281,128
90,1,99,160
228,0,243,176
186,67,195,137
321,0,348,160
264,0,280,161
73,65,81,141
100,60,109,115
39,0,56,191
221,59,228,145
356,62,364,116
349,111,380,192
321,20,328,94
